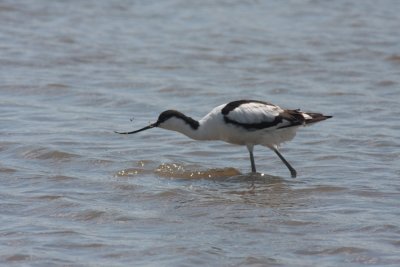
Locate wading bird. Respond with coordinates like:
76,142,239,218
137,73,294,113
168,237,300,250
116,100,331,177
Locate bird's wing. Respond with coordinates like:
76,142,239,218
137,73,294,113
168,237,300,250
222,100,305,130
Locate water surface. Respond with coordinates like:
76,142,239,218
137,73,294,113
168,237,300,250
1,0,400,266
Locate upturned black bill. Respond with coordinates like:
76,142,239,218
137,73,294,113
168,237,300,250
115,123,156,134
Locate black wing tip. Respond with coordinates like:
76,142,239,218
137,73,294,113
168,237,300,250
317,114,333,120
305,113,333,124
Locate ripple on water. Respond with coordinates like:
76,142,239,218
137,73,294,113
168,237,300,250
74,210,107,221
48,175,78,181
154,163,242,179
116,162,242,179
6,254,32,262
0,167,17,173
296,246,369,256
34,195,63,201
386,54,400,63
116,167,149,177
22,147,80,161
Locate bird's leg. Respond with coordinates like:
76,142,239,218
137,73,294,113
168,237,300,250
249,150,256,173
247,144,256,173
273,148,297,178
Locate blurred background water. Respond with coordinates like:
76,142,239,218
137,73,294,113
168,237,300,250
1,0,400,266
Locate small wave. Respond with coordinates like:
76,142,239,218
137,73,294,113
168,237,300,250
48,175,78,181
34,195,63,201
296,246,368,256
154,163,241,179
0,167,17,173
115,168,149,177
23,148,79,161
115,162,241,179
115,162,291,181
75,210,107,221
5,254,32,262
386,54,400,63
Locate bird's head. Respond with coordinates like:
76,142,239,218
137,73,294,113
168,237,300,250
115,110,199,135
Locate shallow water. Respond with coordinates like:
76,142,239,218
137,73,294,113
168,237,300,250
1,0,400,266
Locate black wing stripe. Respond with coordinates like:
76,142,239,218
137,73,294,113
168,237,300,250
223,116,283,130
223,109,306,130
221,100,276,115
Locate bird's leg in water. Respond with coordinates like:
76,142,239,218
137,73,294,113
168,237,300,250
273,148,297,178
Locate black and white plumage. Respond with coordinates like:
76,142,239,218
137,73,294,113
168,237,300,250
116,100,332,177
